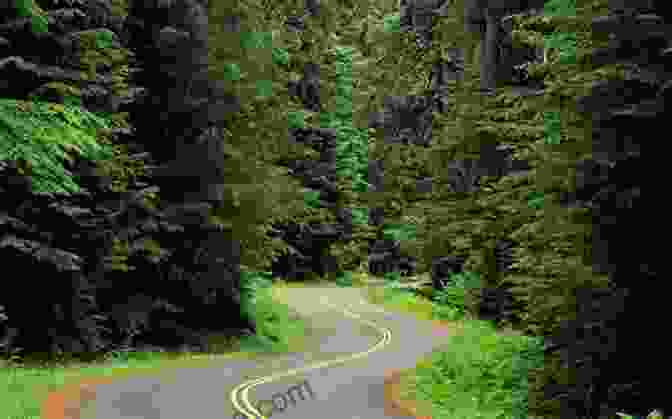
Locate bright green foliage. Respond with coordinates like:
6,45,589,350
255,79,274,98
544,32,577,65
95,29,115,50
344,0,628,416
419,320,543,419
525,191,545,209
0,275,310,418
222,63,242,82
205,3,323,273
543,111,563,144
203,0,380,278
382,13,402,33
13,0,49,34
383,271,402,283
240,31,274,50
272,46,291,67
432,271,483,321
335,271,354,287
303,189,322,208
0,99,114,193
240,271,274,317
364,283,545,419
328,45,370,198
543,0,576,16
0,1,629,416
287,110,308,129
382,222,417,241
237,279,309,353
350,206,370,225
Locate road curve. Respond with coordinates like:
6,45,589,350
42,283,456,419
230,290,394,418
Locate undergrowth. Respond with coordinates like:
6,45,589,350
363,270,663,419
364,272,545,419
0,270,309,419
0,1,661,419
0,98,115,193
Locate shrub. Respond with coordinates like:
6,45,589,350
432,271,482,321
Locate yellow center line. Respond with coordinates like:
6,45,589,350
230,295,393,419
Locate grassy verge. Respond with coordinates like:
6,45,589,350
360,273,545,419
360,273,666,419
0,275,312,419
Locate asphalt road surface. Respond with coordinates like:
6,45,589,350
79,283,452,419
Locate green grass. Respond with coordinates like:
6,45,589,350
2,269,657,419
0,274,311,419
362,273,546,419
0,2,657,418
361,273,663,419
0,16,368,419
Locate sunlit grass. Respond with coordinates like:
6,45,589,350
361,276,543,419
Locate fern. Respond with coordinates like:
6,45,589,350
12,0,49,34
335,271,354,287
350,207,369,225
526,191,545,209
432,271,483,320
543,111,562,145
287,110,307,129
382,222,416,241
542,0,576,17
303,189,322,208
0,99,114,193
95,29,115,50
272,46,290,67
544,32,577,65
382,13,402,33
222,63,242,82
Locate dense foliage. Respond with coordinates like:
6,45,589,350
1,0,664,416
339,0,665,417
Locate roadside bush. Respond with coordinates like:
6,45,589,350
432,271,483,321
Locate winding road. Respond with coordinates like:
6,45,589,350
47,283,457,419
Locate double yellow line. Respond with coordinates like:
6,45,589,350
230,296,393,419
